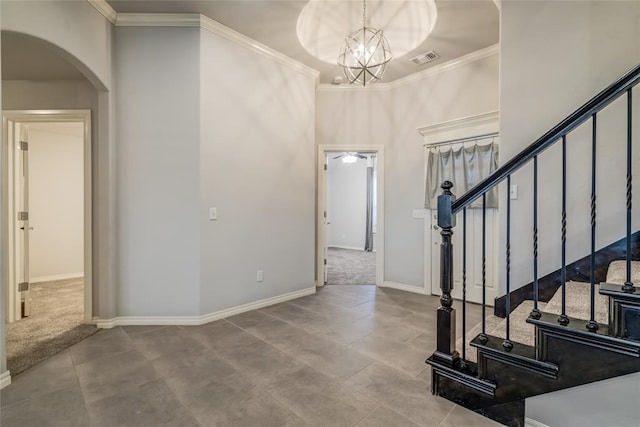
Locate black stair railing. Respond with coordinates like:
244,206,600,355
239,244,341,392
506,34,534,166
432,63,640,369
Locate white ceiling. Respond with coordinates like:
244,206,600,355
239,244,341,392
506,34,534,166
0,1,499,85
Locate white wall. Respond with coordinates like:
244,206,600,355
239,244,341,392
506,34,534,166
114,26,201,317
27,123,84,281
327,155,368,250
316,52,499,289
526,372,640,427
499,1,640,295
199,27,316,314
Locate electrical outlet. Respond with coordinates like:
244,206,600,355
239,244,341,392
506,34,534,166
256,270,264,282
209,207,217,220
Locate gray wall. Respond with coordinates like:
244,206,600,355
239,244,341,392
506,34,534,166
114,26,202,316
198,28,316,314
499,0,640,295
316,53,499,289
526,372,640,427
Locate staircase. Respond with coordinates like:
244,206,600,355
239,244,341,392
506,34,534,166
426,64,640,427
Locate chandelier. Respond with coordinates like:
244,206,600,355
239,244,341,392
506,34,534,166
337,0,392,86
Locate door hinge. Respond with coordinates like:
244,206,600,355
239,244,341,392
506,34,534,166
18,211,29,221
324,259,327,265
18,282,29,292
324,164,327,171
323,211,327,218
19,141,28,151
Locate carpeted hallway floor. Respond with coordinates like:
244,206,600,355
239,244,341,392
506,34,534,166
6,278,97,376
326,247,376,285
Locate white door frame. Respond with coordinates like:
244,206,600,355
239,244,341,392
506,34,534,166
3,110,92,323
317,145,384,287
418,111,499,303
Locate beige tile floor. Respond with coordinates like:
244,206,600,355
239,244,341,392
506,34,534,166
0,285,503,427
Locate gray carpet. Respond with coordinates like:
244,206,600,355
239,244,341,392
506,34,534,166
461,281,614,363
326,247,376,285
6,278,97,376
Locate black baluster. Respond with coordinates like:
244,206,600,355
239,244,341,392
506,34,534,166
462,208,467,362
587,114,599,332
435,181,460,365
558,135,570,326
623,89,635,292
479,193,488,344
504,176,514,351
531,156,541,320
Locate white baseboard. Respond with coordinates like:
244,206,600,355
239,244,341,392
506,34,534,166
30,273,84,283
95,286,316,329
0,371,11,389
525,418,551,427
382,281,431,295
328,245,365,251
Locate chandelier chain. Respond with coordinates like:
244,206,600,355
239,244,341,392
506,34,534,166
362,0,366,29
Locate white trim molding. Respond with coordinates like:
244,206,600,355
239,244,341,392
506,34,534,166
199,16,318,80
317,145,385,288
381,281,431,295
115,13,201,27
318,44,499,92
418,111,500,138
0,371,11,389
95,286,316,328
88,0,117,23
30,273,84,284
419,111,500,148
114,13,319,80
524,418,551,427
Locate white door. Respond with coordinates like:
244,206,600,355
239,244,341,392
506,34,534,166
16,125,32,317
429,208,498,305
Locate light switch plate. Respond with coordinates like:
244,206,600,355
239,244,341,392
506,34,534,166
510,184,518,200
209,207,217,220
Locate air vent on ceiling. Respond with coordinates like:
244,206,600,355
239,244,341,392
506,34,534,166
410,50,439,66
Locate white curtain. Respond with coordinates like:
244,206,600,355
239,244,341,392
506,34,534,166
424,142,499,209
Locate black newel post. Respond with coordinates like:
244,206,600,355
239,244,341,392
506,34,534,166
434,181,460,366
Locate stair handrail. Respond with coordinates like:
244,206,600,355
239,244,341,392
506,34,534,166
451,63,640,213
433,62,640,370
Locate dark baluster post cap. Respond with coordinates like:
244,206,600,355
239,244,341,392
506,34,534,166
586,320,599,332
557,314,570,326
502,339,514,352
441,180,454,194
529,309,541,320
621,281,635,293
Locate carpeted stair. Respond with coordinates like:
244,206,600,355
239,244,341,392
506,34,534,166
458,260,639,363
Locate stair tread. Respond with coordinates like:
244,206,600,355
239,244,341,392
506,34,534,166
543,281,608,324
606,260,640,285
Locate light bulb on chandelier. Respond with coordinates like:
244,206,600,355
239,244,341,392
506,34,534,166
337,0,392,86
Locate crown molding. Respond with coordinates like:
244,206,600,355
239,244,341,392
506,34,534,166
115,13,201,27
113,13,318,79
318,43,499,92
417,111,499,137
88,0,117,24
199,15,318,80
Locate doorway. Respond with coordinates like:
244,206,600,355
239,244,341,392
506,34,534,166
3,110,94,375
317,145,384,287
